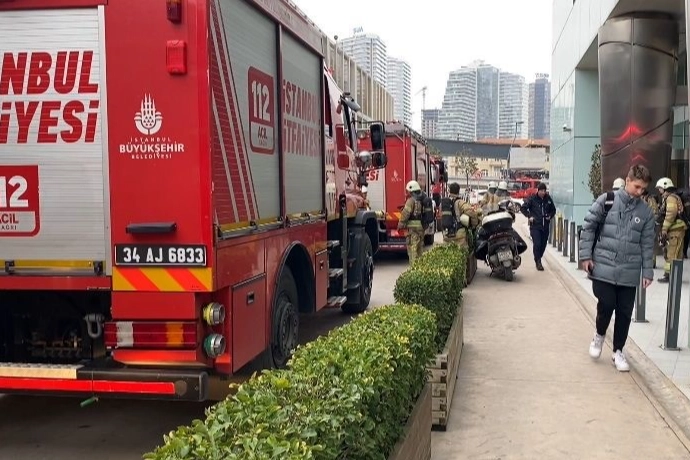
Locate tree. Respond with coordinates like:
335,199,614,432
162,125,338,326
427,144,442,159
588,144,602,200
455,150,478,187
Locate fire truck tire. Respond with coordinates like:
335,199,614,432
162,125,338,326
342,234,374,314
262,267,300,369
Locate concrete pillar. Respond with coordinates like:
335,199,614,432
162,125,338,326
598,15,678,188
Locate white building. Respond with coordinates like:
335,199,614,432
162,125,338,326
422,109,440,139
498,72,528,139
438,60,527,141
339,29,387,87
387,57,412,125
437,66,478,141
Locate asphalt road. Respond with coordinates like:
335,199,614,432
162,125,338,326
0,253,407,460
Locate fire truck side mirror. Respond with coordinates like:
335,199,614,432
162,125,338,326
370,151,387,169
369,122,386,152
438,161,447,178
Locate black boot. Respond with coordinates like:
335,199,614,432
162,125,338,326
536,260,544,271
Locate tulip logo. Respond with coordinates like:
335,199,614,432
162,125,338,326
134,95,163,135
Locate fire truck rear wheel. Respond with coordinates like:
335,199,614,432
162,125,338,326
264,267,300,369
342,235,374,314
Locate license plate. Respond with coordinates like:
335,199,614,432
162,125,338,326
115,244,207,267
497,250,513,262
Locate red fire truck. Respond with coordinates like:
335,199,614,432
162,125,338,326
0,0,387,401
359,122,447,251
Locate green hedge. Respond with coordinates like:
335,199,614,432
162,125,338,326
393,244,467,350
145,304,436,460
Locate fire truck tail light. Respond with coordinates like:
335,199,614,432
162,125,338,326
166,40,187,75
104,321,197,349
166,0,183,23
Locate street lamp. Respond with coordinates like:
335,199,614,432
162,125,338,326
506,120,524,179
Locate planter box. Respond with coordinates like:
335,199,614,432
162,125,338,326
465,254,477,286
388,383,431,460
428,303,464,431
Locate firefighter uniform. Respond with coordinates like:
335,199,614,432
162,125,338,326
480,182,500,215
661,194,687,276
642,193,660,268
442,195,478,248
657,177,687,282
399,181,425,263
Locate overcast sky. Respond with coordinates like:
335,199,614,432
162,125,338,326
293,0,553,130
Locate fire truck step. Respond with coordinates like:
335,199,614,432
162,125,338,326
328,268,344,278
326,296,348,307
327,240,340,249
0,362,83,380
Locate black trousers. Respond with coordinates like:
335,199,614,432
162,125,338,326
592,279,636,352
530,226,549,262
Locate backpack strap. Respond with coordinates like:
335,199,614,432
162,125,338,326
603,191,615,215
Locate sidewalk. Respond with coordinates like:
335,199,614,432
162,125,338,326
432,217,690,459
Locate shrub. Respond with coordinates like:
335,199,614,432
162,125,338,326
393,244,467,350
144,304,436,460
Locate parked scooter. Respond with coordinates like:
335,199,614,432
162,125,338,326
474,200,528,281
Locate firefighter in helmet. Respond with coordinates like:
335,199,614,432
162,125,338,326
656,177,687,283
398,180,425,263
442,182,478,249
640,187,660,268
480,181,500,215
612,177,625,191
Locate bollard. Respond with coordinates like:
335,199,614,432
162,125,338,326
633,272,648,323
556,217,563,252
577,225,582,270
549,219,555,246
662,259,683,350
562,219,569,257
569,221,576,263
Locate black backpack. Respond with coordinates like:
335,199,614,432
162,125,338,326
415,193,435,230
440,196,460,236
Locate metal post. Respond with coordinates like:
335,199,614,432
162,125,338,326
562,219,569,256
569,221,576,263
634,272,648,323
662,259,683,350
556,217,563,252
548,218,554,245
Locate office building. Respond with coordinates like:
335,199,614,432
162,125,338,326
422,109,440,139
498,71,528,139
528,74,551,140
387,57,412,125
339,29,387,87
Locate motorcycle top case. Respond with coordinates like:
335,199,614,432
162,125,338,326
481,211,514,234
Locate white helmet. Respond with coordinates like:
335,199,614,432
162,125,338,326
656,177,674,190
612,178,625,190
406,180,421,193
488,181,497,189
498,181,508,191
459,214,470,227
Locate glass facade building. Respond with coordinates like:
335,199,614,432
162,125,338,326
550,0,687,224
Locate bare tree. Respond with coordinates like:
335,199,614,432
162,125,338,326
455,150,479,187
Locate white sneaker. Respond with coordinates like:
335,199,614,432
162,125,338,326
612,350,630,372
589,333,604,359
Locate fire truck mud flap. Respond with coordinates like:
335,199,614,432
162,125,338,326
0,364,208,401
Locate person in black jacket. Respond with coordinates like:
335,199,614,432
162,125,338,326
520,183,556,271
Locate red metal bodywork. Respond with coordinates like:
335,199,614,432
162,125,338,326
0,0,362,400
509,178,540,200
358,123,438,251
